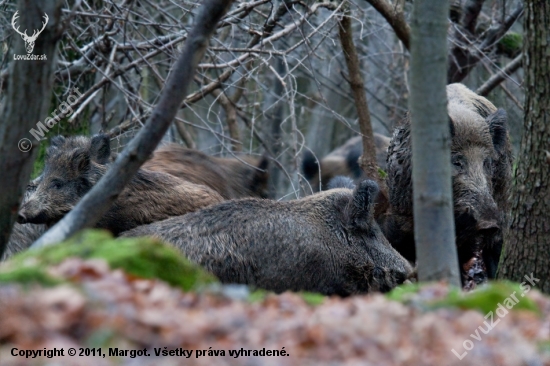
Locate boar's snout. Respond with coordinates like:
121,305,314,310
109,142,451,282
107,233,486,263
17,201,50,225
17,212,27,224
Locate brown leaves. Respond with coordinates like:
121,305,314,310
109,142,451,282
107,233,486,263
1,258,549,366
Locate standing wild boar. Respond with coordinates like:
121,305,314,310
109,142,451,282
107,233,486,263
121,178,413,296
384,83,512,283
302,133,390,192
18,135,224,234
143,145,269,199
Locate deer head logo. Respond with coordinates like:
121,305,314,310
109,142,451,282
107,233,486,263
11,11,49,54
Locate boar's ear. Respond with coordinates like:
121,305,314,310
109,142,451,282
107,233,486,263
50,135,65,148
327,176,355,190
302,150,320,180
352,179,379,226
487,109,508,153
90,134,111,164
449,117,456,138
256,153,269,171
72,149,91,173
346,145,363,179
249,154,270,198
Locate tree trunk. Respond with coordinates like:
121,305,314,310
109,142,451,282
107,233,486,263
410,0,460,285
265,58,285,199
497,0,550,293
0,0,63,258
337,13,383,186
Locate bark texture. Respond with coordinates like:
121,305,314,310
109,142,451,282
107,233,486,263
410,0,460,285
497,0,550,293
0,0,63,258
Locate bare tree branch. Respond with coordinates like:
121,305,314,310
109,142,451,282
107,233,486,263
212,88,242,151
337,10,388,216
448,1,524,82
363,0,411,50
461,0,485,33
337,14,377,176
479,2,524,49
476,54,522,96
174,118,197,149
32,0,236,248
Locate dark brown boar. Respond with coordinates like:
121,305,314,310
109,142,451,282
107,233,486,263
18,135,224,235
2,223,46,261
142,144,269,199
121,179,413,296
2,179,47,261
384,83,512,283
302,133,390,192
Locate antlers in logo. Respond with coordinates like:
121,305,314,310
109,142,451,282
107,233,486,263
12,11,49,54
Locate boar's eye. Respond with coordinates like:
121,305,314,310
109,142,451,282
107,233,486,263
451,154,465,171
49,179,64,190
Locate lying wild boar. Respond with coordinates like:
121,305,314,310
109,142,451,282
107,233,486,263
18,135,224,234
302,133,390,192
143,145,269,199
385,83,512,282
2,223,46,261
2,177,47,261
121,178,413,296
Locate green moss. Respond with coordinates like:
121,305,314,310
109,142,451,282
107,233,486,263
247,289,325,306
378,168,387,179
0,230,217,291
300,292,326,306
431,282,540,315
0,266,61,287
386,282,424,302
85,328,117,349
498,32,523,58
538,340,550,356
387,281,540,315
248,289,268,303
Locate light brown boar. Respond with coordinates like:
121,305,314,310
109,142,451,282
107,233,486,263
384,83,512,284
142,144,269,199
302,133,390,192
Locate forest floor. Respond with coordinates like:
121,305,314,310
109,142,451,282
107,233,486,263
0,231,549,366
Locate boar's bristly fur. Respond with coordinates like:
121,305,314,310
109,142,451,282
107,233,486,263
142,144,269,199
2,223,46,261
3,178,47,261
385,83,512,283
121,180,413,296
302,133,391,193
18,135,224,234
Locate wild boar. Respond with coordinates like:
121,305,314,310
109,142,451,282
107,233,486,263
142,144,269,199
384,83,512,282
302,133,390,192
121,179,413,296
1,180,47,261
18,135,224,235
2,223,46,261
